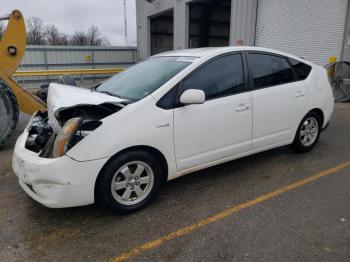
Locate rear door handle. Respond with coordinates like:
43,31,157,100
295,90,306,97
235,103,250,112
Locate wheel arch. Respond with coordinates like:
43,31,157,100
293,108,325,142
94,145,169,202
309,108,324,127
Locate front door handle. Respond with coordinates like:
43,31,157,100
295,90,306,97
235,103,250,112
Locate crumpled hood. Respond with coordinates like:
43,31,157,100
47,83,127,132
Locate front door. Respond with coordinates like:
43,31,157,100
174,53,253,171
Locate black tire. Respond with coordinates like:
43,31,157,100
58,74,76,86
96,150,164,214
0,80,19,147
291,112,322,153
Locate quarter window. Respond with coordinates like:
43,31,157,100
248,53,294,89
181,54,245,100
289,58,312,80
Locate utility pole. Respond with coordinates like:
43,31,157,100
123,0,128,46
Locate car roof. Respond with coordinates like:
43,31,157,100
154,46,312,65
154,47,221,58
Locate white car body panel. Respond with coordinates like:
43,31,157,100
47,83,127,132
12,132,108,208
251,80,307,150
12,46,334,208
306,66,335,126
48,83,126,111
174,92,252,171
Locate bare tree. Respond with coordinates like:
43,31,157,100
70,30,88,46
45,24,69,45
87,25,102,46
45,24,60,45
26,17,46,45
25,17,111,46
60,34,69,45
100,36,111,46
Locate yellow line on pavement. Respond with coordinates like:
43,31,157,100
109,160,350,262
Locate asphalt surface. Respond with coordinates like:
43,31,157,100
0,104,350,262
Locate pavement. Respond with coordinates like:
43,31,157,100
0,104,350,262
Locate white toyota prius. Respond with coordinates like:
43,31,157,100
13,47,334,213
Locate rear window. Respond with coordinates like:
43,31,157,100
289,58,312,80
248,53,294,89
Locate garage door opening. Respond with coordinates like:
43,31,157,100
150,9,174,55
189,0,231,48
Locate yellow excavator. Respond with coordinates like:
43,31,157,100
0,10,46,146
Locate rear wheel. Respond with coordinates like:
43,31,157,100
291,112,321,153
96,150,164,213
0,80,19,147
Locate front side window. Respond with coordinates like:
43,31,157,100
181,54,245,100
96,57,193,101
248,53,294,89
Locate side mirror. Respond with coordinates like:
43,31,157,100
180,89,205,105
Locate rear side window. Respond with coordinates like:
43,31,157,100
181,54,245,100
289,58,312,80
248,53,294,89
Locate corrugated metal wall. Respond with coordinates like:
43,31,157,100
255,0,348,65
136,0,257,59
230,0,257,46
16,45,137,87
343,2,350,62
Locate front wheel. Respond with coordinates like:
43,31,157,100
96,150,163,213
0,80,19,147
291,112,321,153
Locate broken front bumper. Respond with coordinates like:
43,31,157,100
12,130,108,208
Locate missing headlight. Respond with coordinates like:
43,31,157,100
25,112,53,153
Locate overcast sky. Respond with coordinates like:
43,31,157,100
1,0,137,46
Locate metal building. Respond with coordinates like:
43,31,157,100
136,0,350,65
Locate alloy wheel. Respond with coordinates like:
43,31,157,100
111,161,154,206
300,116,319,147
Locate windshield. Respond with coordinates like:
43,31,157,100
96,56,194,101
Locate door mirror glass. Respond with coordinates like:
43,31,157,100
180,89,205,105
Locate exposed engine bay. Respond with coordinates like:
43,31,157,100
25,103,124,158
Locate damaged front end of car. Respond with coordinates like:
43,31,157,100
24,84,128,159
25,103,124,158
12,83,131,208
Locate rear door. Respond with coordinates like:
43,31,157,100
247,52,308,150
